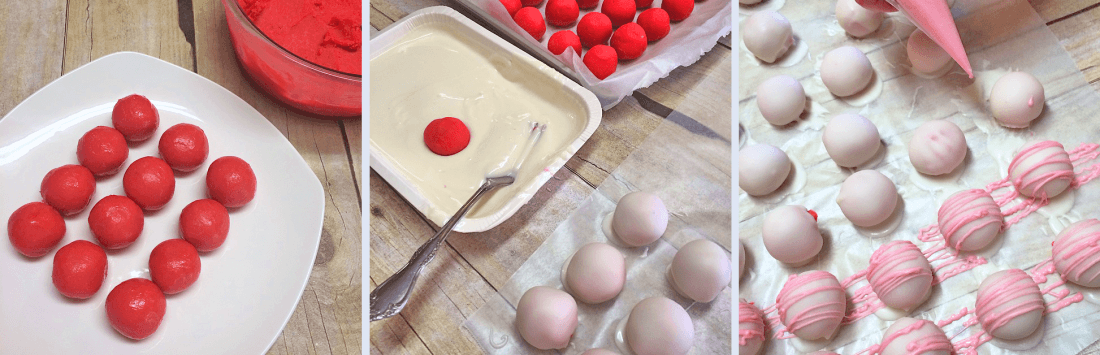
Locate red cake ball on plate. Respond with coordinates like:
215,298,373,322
7,201,66,258
123,157,175,211
601,0,637,28
546,0,580,27
548,30,582,55
179,199,230,252
206,156,257,208
112,94,160,143
578,12,613,47
662,0,694,22
501,0,522,17
88,195,145,249
514,7,546,41
637,8,671,41
584,45,618,80
149,239,201,294
423,117,471,156
610,23,648,60
105,278,166,340
40,164,96,216
52,240,108,299
77,126,129,176
158,123,209,172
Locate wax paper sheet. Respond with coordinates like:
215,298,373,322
738,0,1100,353
464,96,733,354
468,0,732,109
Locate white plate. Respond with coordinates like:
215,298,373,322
0,52,325,354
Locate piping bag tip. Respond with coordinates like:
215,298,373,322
887,0,973,78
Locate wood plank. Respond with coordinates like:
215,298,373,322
1032,0,1099,24
564,96,667,187
637,46,733,142
1048,4,1100,90
0,0,67,116
62,0,194,72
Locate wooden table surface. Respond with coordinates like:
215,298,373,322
0,1,362,355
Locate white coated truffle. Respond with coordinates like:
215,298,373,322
739,299,766,355
757,75,807,125
625,297,694,355
739,144,792,195
670,239,732,303
990,72,1045,128
937,189,1004,252
836,0,884,37
1008,140,1074,199
837,170,898,227
743,11,795,63
515,286,579,350
975,269,1044,340
564,243,626,304
762,205,822,266
612,191,669,246
878,317,953,355
908,120,967,175
823,113,880,167
821,46,874,97
1052,219,1100,288
776,270,847,341
907,30,953,76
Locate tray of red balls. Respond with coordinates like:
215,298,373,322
0,52,324,354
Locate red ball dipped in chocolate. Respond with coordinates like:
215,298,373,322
77,126,128,176
123,157,175,211
52,240,108,299
514,7,546,41
610,23,648,60
548,30,583,55
111,94,159,143
584,45,618,80
206,156,257,208
637,8,671,41
149,239,201,294
7,201,66,258
601,0,637,27
158,123,209,172
105,278,166,340
578,12,613,47
546,0,580,27
424,117,471,156
662,0,693,22
88,195,144,249
501,0,522,17
179,199,231,252
40,164,96,216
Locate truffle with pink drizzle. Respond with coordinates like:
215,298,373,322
739,299,766,355
875,317,953,355
1008,140,1074,200
975,269,1045,340
776,270,847,341
867,241,934,313
937,189,1004,252
1053,219,1100,287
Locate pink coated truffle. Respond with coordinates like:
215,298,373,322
938,189,1004,252
578,12,613,47
761,205,822,266
514,7,547,41
975,269,1044,340
584,45,618,80
867,241,933,312
739,300,766,355
601,0,637,28
661,0,694,22
545,0,580,27
776,270,846,341
610,23,647,60
637,8,670,42
877,317,953,355
548,30,582,55
1008,140,1074,200
1053,219,1100,288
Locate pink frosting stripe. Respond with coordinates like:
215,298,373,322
776,271,845,337
867,241,932,306
1053,219,1100,284
937,189,1003,250
739,301,766,345
1007,141,1074,200
975,269,1044,334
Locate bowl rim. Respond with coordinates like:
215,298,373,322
223,0,363,79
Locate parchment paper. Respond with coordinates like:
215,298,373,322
738,0,1100,353
464,96,733,354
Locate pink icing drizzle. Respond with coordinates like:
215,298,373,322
937,189,1004,250
975,269,1044,335
1052,219,1100,285
775,271,846,338
867,241,933,309
739,301,766,345
1007,141,1074,200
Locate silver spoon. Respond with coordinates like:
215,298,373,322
370,122,546,322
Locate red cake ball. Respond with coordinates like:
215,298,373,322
662,0,693,22
88,195,144,249
546,0,580,27
52,240,108,299
548,30,583,55
40,164,96,216
610,23,648,60
578,12,613,47
158,123,209,172
179,199,230,252
123,157,175,211
112,94,160,143
637,8,671,41
7,201,66,258
584,45,619,80
105,278,166,340
501,0,522,17
514,7,546,41
601,0,637,28
77,126,129,177
424,117,471,156
206,156,257,208
149,239,201,294
577,0,598,9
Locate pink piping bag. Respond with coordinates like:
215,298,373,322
885,0,974,78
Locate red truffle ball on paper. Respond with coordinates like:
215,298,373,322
601,0,637,28
179,199,230,252
88,195,144,249
52,240,108,299
158,123,209,172
149,239,201,294
514,7,546,41
501,0,522,17
578,12,613,47
610,23,648,60
77,126,128,177
637,8,671,41
546,0,580,27
584,45,618,80
41,164,96,216
424,117,471,156
105,278,166,340
112,94,160,143
123,157,175,211
548,30,582,55
7,202,66,258
206,156,257,208
662,0,694,22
